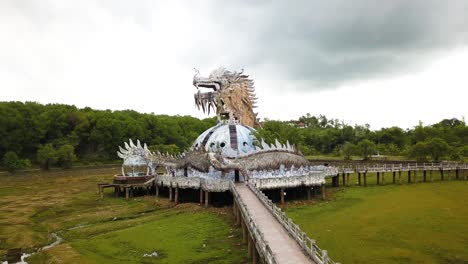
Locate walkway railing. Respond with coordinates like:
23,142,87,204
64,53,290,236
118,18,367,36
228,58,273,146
247,184,340,264
229,182,278,264
336,162,468,173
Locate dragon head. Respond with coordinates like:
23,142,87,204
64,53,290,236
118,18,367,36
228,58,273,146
193,67,259,127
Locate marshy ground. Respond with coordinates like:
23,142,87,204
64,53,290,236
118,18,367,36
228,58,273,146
0,168,247,263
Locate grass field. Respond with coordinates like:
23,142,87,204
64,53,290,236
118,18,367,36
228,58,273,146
0,168,247,263
285,180,468,264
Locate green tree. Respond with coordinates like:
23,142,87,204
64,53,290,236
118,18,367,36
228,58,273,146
408,142,429,161
57,144,77,168
357,139,377,160
37,144,57,170
2,151,31,173
426,138,450,162
341,142,357,160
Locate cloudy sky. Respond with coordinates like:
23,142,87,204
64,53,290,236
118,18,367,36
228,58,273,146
1,0,467,129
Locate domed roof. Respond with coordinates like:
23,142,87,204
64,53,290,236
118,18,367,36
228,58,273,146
193,121,257,157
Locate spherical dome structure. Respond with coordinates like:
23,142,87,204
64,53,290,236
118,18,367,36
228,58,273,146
192,122,257,157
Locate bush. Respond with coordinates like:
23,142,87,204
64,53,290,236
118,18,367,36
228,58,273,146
2,151,31,173
357,139,377,160
37,144,57,170
57,144,77,169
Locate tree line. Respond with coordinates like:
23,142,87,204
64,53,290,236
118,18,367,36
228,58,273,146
257,114,467,162
1,102,466,173
0,102,215,172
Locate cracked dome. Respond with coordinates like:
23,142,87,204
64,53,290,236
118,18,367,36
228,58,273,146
192,122,257,157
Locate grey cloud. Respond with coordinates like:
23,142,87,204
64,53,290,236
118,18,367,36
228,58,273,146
193,0,468,89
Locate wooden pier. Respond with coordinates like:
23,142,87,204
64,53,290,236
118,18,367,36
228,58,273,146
329,162,467,187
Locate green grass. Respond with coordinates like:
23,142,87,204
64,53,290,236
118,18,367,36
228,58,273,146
285,181,468,264
0,168,247,263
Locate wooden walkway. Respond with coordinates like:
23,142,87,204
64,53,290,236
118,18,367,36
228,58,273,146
234,183,314,264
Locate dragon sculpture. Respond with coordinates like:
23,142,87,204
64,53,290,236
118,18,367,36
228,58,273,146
116,67,336,190
193,67,259,127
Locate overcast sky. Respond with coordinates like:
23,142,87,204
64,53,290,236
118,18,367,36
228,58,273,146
1,0,467,130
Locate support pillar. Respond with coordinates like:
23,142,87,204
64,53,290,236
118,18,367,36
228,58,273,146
155,183,159,198
448,170,451,181
280,188,285,204
408,171,411,183
346,173,350,186
174,184,179,204
169,184,173,201
321,184,326,200
382,172,385,185
307,188,311,200
199,188,204,205
125,187,130,200
456,169,459,180
248,235,253,257
377,172,380,185
441,169,444,181
342,173,346,187
363,172,367,187
398,170,402,184
358,172,361,185
242,221,247,243
423,170,427,182
252,247,259,264
205,191,209,208
392,171,396,184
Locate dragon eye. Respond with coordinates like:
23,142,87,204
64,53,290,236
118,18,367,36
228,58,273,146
220,142,226,148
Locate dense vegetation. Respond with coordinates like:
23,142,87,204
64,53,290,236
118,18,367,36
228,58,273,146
0,101,216,170
0,102,466,171
257,114,467,161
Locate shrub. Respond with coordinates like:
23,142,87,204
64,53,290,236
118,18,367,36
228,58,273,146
2,151,31,173
37,144,57,170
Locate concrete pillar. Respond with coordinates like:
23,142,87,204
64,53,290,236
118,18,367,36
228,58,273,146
247,236,253,258
242,221,247,243
393,171,396,184
280,188,285,204
155,183,159,198
125,187,129,200
321,184,326,200
440,169,444,181
342,173,346,187
377,172,380,185
252,246,259,264
423,170,427,182
382,172,385,185
398,170,402,184
358,172,361,185
307,188,311,200
174,184,179,204
169,184,173,201
408,171,411,183
205,191,209,208
199,188,204,205
455,169,459,180
364,172,367,187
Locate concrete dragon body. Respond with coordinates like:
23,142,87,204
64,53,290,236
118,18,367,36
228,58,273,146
117,67,336,186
